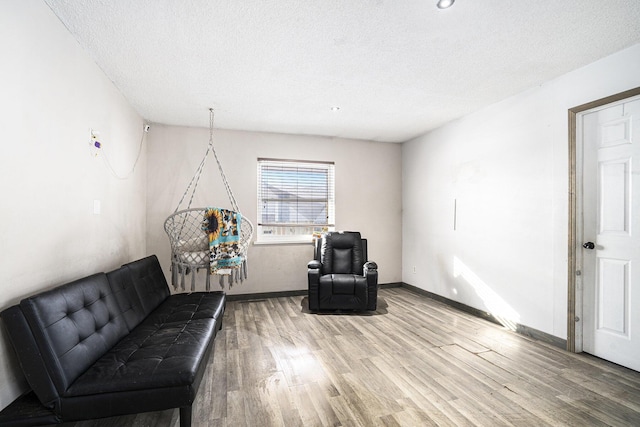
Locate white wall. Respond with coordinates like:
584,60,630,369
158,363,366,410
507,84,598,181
146,125,402,295
0,0,146,409
402,43,640,339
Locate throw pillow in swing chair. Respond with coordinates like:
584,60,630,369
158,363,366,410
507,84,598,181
175,235,209,264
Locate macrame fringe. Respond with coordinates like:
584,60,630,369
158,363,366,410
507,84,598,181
170,258,248,292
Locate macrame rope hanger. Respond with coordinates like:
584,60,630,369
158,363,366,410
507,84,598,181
176,109,239,213
164,108,253,291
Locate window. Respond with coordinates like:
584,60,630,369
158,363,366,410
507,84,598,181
257,158,335,242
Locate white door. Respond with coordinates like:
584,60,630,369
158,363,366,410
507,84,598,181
581,96,640,371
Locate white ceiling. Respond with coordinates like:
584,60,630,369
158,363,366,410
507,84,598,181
44,0,640,143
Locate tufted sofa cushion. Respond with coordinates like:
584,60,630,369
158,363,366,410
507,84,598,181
55,294,224,421
122,256,171,318
65,317,216,396
105,267,146,331
19,273,129,398
145,292,226,325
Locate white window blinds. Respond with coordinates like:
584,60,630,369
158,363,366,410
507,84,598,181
257,158,335,241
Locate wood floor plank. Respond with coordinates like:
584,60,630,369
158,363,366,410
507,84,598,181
392,398,444,426
289,383,324,427
430,346,536,426
392,364,477,426
494,382,606,427
64,287,640,427
439,343,516,386
367,356,458,425
303,381,342,426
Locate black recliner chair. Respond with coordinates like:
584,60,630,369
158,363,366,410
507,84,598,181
307,231,378,311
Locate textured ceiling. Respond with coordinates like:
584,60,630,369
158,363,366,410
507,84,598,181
44,0,640,142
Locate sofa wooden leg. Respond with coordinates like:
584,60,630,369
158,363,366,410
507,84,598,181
180,405,192,427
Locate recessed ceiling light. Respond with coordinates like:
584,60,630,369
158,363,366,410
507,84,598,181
330,106,340,112
437,0,455,9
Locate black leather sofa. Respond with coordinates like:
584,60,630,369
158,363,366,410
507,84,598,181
0,255,225,427
307,231,378,311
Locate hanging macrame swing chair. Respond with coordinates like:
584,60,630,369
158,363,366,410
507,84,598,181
164,109,253,291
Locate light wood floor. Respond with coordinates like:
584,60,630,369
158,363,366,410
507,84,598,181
66,287,640,426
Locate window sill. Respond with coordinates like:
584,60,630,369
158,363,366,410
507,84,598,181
253,239,314,246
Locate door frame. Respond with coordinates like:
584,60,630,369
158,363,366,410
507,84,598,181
567,86,640,353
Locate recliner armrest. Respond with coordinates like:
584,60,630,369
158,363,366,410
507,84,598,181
307,260,322,312
363,260,378,311
307,260,321,270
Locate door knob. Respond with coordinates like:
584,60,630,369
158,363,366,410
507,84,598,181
582,242,595,250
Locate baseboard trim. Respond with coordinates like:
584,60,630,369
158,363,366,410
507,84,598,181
400,283,567,350
227,282,401,301
380,282,403,289
226,289,308,301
